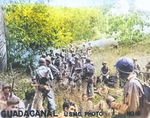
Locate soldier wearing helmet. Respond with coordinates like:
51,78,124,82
87,42,92,56
0,84,20,110
41,53,46,58
133,58,143,81
50,49,54,57
106,57,150,118
45,56,60,81
54,53,63,80
34,58,56,111
99,61,110,84
82,58,95,100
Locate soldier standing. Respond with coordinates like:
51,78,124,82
87,43,92,56
82,58,95,100
34,58,56,112
54,53,63,79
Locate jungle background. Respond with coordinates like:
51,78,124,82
0,0,150,117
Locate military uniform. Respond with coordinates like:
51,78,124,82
110,73,150,118
34,65,56,111
82,62,94,97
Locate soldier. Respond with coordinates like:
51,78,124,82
106,57,150,118
145,61,150,81
82,58,95,100
133,58,143,81
50,49,54,57
68,53,76,74
60,48,66,62
81,52,87,65
41,53,46,58
87,43,92,56
99,61,110,84
58,100,78,118
72,56,82,75
0,84,20,110
54,53,63,79
34,58,56,112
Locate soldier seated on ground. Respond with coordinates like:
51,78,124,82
58,100,78,118
99,61,110,84
133,58,143,81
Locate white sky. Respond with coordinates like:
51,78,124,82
135,0,150,12
0,0,150,12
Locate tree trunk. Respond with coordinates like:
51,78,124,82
0,6,7,71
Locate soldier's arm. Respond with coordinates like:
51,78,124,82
110,102,128,114
106,68,110,75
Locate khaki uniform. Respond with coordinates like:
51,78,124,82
110,73,150,118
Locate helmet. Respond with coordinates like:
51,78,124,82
55,53,59,56
50,49,53,52
45,56,51,63
133,58,137,61
102,61,106,65
115,57,134,74
75,56,79,59
86,58,91,63
39,58,46,64
41,53,46,58
91,61,94,65
2,84,11,91
72,53,75,56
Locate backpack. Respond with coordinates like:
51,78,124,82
84,64,95,76
136,79,150,103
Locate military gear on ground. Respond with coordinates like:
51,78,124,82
115,57,134,74
2,84,11,91
98,86,108,95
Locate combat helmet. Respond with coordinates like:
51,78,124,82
2,84,11,91
45,56,51,63
115,57,134,74
39,58,46,65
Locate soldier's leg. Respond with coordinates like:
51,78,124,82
36,90,44,111
87,82,94,98
94,75,97,87
47,88,56,111
99,75,103,83
82,79,88,96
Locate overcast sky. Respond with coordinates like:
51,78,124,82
0,0,150,12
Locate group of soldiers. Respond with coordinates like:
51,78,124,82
1,42,150,118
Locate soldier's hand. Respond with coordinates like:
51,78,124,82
43,85,50,91
106,96,115,105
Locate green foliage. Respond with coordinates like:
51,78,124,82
4,3,148,68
